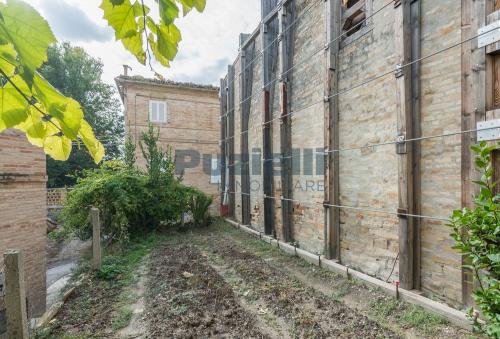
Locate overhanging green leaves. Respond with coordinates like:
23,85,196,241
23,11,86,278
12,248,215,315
0,0,56,85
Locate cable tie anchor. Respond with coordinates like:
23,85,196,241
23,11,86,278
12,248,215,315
395,63,404,78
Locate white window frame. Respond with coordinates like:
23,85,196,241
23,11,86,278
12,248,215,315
210,157,221,184
149,100,168,123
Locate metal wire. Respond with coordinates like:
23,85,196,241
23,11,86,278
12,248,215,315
224,0,324,90
221,0,396,119
219,189,451,222
220,23,500,146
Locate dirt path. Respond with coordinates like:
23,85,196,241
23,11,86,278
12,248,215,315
39,222,476,339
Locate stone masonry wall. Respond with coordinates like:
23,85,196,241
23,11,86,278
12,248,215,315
0,129,47,317
419,0,463,304
224,0,465,304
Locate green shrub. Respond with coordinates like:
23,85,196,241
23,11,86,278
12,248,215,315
96,256,126,280
60,124,213,244
448,141,500,338
188,188,213,227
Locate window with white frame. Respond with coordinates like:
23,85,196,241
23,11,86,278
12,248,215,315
149,100,168,123
210,157,221,184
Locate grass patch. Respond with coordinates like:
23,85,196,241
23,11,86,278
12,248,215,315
111,307,133,331
371,296,447,336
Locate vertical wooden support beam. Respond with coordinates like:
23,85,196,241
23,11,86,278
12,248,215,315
240,34,254,226
279,0,295,242
91,208,102,270
395,0,415,290
227,65,236,218
410,0,422,290
220,78,228,210
4,250,28,339
324,0,341,260
461,0,486,306
262,0,277,236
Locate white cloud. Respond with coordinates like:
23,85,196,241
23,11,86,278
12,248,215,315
31,0,261,86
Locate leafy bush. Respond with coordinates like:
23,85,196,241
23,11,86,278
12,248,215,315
96,256,126,280
60,124,213,244
448,141,500,338
188,188,213,227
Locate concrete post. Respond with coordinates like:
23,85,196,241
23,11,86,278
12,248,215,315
4,250,28,339
90,208,102,270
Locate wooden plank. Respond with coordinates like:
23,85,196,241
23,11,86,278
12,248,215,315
220,78,228,209
227,65,236,218
461,0,486,306
341,0,365,24
279,0,295,242
240,35,255,226
493,149,500,195
324,0,341,260
410,0,422,291
394,0,415,290
261,6,276,235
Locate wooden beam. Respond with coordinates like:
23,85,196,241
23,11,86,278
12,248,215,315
395,0,415,290
220,78,228,209
227,65,236,218
240,35,255,226
410,0,422,291
341,0,365,23
261,1,278,236
279,0,296,242
493,149,500,195
324,0,341,260
461,0,487,307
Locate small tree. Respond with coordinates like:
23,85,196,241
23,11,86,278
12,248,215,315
449,141,500,338
124,132,137,170
139,124,175,183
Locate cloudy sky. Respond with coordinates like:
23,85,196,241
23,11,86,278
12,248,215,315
30,0,261,86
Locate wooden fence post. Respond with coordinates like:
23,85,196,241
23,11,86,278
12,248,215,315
4,250,28,339
90,208,102,270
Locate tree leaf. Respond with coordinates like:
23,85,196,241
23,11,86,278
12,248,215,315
33,73,83,139
43,134,72,161
100,0,140,40
158,0,179,24
123,31,146,64
157,23,181,60
78,120,105,164
0,42,17,77
0,74,30,131
0,0,56,85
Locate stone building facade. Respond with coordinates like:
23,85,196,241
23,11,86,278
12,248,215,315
0,130,47,321
116,75,221,209
220,0,500,308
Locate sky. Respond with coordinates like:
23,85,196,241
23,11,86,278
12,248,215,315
30,0,261,86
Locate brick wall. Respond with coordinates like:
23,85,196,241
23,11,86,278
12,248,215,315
223,0,467,305
0,129,47,317
119,79,221,211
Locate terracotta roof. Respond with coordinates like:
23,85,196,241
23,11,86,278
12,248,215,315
115,75,219,91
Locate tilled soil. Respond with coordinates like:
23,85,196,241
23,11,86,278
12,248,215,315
43,223,474,339
48,275,123,338
199,237,400,338
143,234,399,338
144,244,269,338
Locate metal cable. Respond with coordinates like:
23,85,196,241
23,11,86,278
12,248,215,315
221,0,396,119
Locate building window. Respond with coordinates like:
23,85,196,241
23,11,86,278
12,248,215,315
210,157,221,184
341,0,371,38
149,100,167,123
